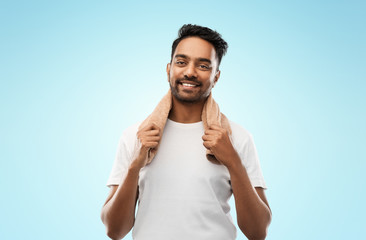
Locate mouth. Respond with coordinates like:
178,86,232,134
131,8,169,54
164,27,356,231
178,81,200,89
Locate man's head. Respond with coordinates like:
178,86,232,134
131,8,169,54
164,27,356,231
170,24,228,71
167,24,228,104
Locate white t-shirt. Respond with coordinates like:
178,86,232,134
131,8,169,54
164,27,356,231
107,119,267,240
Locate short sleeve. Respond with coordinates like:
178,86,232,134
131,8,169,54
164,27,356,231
106,123,140,187
240,134,267,189
230,121,267,189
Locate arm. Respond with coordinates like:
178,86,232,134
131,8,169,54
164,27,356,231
227,159,271,240
202,125,271,240
101,123,161,239
101,167,140,239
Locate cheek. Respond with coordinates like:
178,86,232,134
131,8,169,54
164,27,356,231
209,71,217,79
172,67,183,75
169,70,178,84
171,69,184,81
203,73,216,83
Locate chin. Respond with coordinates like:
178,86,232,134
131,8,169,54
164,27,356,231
175,93,206,103
170,85,206,103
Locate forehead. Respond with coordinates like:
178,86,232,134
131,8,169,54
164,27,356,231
173,37,217,61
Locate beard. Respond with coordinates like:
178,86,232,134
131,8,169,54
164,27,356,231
169,76,210,104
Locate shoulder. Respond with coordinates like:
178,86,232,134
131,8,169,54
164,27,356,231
120,121,142,140
228,120,253,149
116,121,142,157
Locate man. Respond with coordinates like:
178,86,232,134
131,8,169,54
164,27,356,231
101,24,271,240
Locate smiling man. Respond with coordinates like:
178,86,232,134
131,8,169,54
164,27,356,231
101,24,271,240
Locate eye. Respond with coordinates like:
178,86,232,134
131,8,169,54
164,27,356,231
175,60,186,66
199,64,210,70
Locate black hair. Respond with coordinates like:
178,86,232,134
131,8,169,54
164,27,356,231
171,24,228,69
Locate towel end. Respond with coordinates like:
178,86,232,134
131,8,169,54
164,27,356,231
206,154,222,165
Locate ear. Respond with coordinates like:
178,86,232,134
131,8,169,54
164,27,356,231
212,70,220,88
166,63,171,81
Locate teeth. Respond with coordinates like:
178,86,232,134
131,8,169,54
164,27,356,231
182,83,196,87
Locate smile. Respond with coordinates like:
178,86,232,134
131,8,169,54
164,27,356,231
182,83,196,87
179,81,200,89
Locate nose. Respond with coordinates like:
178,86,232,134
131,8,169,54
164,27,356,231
184,63,197,79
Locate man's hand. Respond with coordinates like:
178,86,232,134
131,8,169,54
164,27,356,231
203,124,271,239
132,123,161,170
202,124,240,168
101,123,161,239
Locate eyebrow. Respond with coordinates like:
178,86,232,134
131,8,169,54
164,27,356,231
197,58,211,64
174,54,189,59
175,54,212,64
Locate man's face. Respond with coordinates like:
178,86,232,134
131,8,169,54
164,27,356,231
167,37,220,103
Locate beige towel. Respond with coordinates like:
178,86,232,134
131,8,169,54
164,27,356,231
138,89,232,165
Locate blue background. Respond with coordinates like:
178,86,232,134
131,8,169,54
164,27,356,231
1,0,365,239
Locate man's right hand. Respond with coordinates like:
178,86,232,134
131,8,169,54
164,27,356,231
131,123,161,170
101,124,161,239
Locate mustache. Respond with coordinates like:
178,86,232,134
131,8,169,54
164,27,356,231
176,77,201,85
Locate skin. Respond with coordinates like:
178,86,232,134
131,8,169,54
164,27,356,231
101,123,161,239
101,37,271,240
167,37,220,123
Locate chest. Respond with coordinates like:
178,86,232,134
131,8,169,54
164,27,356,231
138,126,231,200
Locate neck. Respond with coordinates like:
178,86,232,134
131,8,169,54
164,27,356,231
168,97,206,123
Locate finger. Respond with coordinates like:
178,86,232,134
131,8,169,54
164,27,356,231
149,122,160,130
202,140,213,149
141,129,160,136
141,123,161,132
138,129,160,140
141,141,159,149
204,129,219,136
202,134,215,141
209,124,223,130
143,136,161,142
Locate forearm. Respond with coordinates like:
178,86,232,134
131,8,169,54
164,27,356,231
227,157,271,240
101,166,140,239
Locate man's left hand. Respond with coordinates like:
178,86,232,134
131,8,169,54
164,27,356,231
202,124,240,168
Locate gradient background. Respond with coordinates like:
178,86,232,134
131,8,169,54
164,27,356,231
1,1,365,239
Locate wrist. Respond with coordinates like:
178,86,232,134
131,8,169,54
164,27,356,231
128,162,143,173
225,153,243,172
